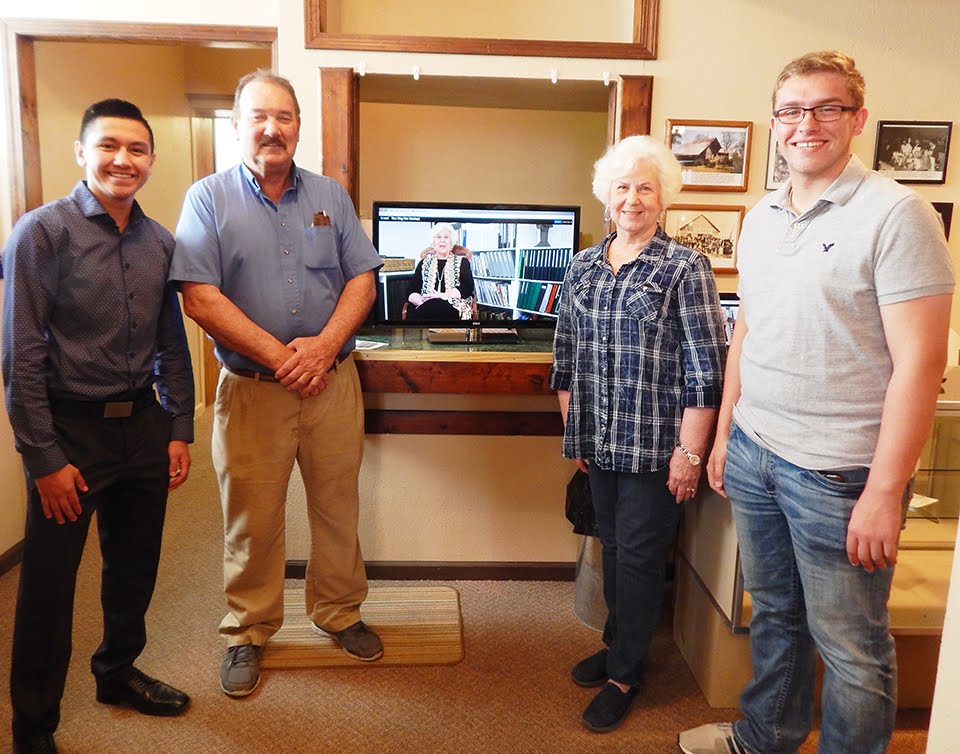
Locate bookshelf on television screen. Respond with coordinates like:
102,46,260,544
372,201,581,340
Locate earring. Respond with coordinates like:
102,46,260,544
603,206,611,222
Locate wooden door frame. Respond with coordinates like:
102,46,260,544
1,18,277,224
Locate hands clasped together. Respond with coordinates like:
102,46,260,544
274,335,340,399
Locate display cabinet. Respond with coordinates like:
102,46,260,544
673,368,960,708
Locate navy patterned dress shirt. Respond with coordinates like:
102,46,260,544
2,181,195,478
550,227,727,473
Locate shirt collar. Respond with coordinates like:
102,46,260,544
73,181,146,227
767,154,868,212
595,225,670,267
239,161,301,197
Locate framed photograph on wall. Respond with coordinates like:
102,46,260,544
873,120,952,184
765,130,789,190
663,204,745,274
666,119,752,192
933,202,953,240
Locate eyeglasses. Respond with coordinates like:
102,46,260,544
773,105,859,124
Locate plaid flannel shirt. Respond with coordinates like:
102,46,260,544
550,228,727,473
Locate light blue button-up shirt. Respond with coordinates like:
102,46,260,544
170,163,382,373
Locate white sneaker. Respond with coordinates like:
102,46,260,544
678,722,748,754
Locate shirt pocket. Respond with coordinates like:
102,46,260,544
624,283,665,325
302,226,340,270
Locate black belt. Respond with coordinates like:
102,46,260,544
50,387,156,419
223,355,348,382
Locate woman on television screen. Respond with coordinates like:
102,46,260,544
405,222,475,321
550,135,727,733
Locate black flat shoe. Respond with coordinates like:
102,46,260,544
13,733,58,754
96,668,190,717
581,682,640,732
571,648,608,687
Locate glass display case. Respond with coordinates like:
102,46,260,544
674,368,959,707
915,367,960,521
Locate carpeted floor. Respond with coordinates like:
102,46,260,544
0,410,931,752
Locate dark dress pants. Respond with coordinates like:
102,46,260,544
588,463,681,688
10,402,171,739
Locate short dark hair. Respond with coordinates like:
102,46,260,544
79,99,155,152
233,69,301,122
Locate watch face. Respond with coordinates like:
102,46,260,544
689,453,702,466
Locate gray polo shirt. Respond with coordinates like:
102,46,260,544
733,155,954,470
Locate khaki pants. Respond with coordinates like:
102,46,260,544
212,357,368,646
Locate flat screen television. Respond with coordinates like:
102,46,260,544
371,201,581,335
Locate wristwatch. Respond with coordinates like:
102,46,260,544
676,441,702,466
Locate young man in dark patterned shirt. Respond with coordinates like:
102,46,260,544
3,99,195,754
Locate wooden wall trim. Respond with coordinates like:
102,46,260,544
0,540,24,577
286,559,576,581
365,409,563,435
319,67,359,207
355,359,553,395
304,0,659,60
617,74,654,140
3,18,277,45
1,24,34,221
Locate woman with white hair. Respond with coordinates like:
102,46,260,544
550,135,727,733
406,222,475,320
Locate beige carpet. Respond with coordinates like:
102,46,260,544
261,584,464,668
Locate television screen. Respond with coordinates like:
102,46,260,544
372,201,581,328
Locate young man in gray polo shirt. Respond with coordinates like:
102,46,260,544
679,51,953,754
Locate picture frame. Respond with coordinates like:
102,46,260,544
933,202,953,241
873,120,952,184
765,130,789,190
663,204,745,274
666,119,752,192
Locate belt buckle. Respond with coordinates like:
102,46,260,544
103,401,134,419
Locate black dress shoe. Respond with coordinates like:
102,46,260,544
13,733,58,754
96,668,190,716
581,681,640,732
571,648,608,687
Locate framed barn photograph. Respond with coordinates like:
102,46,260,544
765,130,789,190
873,120,952,184
666,119,752,192
663,204,745,274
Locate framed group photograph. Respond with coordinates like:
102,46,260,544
765,130,789,190
666,119,752,192
663,204,745,274
873,120,952,184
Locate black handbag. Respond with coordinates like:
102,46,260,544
565,469,598,536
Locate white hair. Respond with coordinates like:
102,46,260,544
591,135,683,209
429,222,459,245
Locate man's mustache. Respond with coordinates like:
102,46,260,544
258,137,285,148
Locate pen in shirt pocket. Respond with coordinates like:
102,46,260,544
311,210,331,227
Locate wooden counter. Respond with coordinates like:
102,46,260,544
353,331,562,435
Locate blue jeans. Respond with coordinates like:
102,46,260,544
588,464,681,688
725,424,899,754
